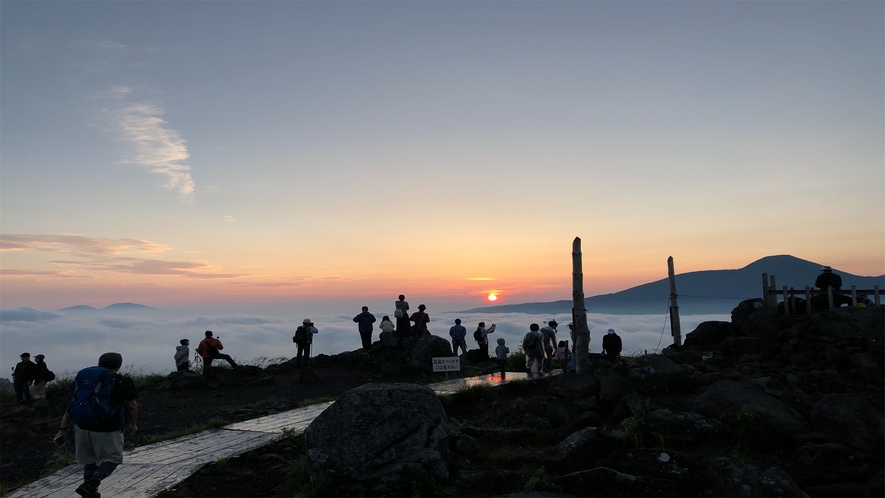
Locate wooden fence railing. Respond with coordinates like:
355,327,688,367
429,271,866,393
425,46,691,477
761,273,881,316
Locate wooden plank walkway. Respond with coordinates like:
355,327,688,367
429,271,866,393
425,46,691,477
6,371,555,498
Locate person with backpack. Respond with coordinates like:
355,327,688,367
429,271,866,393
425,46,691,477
293,319,319,368
539,320,558,372
394,295,410,338
31,354,55,400
352,306,377,350
12,352,36,403
554,340,570,374
474,321,496,359
602,328,623,362
197,331,238,377
55,352,138,498
522,324,545,375
449,318,468,356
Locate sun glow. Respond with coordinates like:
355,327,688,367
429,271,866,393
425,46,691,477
487,294,498,302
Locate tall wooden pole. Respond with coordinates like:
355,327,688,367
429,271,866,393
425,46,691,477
667,256,682,347
572,237,591,373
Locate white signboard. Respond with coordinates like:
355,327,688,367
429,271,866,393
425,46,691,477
432,357,460,372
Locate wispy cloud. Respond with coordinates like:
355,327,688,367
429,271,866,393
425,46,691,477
99,87,196,201
0,234,169,255
466,277,497,281
223,215,236,223
0,234,243,280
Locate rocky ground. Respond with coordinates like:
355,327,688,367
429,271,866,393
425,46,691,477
3,301,884,497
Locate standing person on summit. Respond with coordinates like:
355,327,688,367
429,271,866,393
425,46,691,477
410,304,431,339
475,322,496,359
449,318,468,356
395,295,410,339
293,319,319,368
539,320,558,372
353,306,377,350
12,352,36,403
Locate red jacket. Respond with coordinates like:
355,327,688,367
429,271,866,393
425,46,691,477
197,337,224,359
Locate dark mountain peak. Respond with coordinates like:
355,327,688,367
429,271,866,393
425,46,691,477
103,303,154,310
58,305,97,312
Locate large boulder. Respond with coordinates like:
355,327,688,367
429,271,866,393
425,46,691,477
642,409,723,446
623,355,699,394
806,307,885,341
554,426,627,460
684,321,732,347
557,467,679,497
167,370,207,389
305,383,448,494
378,331,400,349
809,393,884,452
407,335,454,371
692,380,809,437
731,299,782,338
598,376,637,407
708,457,808,497
557,372,601,400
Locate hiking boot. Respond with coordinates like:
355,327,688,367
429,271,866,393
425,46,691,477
75,481,101,497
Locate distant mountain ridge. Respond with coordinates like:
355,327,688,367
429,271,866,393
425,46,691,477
59,302,155,312
460,255,885,316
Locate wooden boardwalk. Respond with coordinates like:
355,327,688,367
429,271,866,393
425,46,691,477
6,371,555,498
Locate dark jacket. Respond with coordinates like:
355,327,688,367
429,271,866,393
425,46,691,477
12,360,36,382
352,311,377,333
602,333,623,356
815,272,842,291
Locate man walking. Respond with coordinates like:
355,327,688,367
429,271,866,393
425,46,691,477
12,352,36,403
352,306,377,350
449,318,468,356
56,352,138,498
539,320,558,371
197,331,238,377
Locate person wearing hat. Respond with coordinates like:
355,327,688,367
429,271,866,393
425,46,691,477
56,352,138,498
12,352,36,403
602,328,623,362
31,354,54,399
815,266,843,292
352,306,377,350
293,319,319,368
197,331,238,378
409,304,431,339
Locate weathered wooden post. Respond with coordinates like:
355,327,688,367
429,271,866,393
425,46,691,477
805,286,812,316
827,287,834,309
851,285,858,307
770,275,778,309
782,286,789,315
668,256,682,347
572,237,591,373
762,273,770,307
875,286,881,306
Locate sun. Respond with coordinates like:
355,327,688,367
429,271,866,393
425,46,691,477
487,294,498,302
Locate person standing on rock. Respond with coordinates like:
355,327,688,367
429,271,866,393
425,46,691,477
56,352,138,498
31,354,54,400
602,328,623,361
475,322,496,359
522,324,545,375
495,338,510,380
449,318,468,356
353,306,377,350
293,319,319,368
410,304,430,339
540,320,558,371
12,352,36,403
197,331,238,377
174,339,191,372
394,295,410,338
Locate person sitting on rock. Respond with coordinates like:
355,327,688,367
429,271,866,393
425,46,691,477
602,328,622,361
379,315,396,334
197,331,238,377
815,266,842,291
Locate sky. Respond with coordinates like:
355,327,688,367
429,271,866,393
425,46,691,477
1,1,883,314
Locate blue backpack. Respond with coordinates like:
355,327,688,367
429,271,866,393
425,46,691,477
67,366,123,430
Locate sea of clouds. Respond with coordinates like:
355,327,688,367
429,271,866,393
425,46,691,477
0,305,729,379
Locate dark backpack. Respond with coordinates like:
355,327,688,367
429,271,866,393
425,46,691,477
523,332,538,349
293,326,307,344
66,366,123,431
473,328,483,343
45,370,56,382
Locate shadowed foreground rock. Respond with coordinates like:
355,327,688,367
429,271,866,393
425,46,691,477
305,383,448,494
